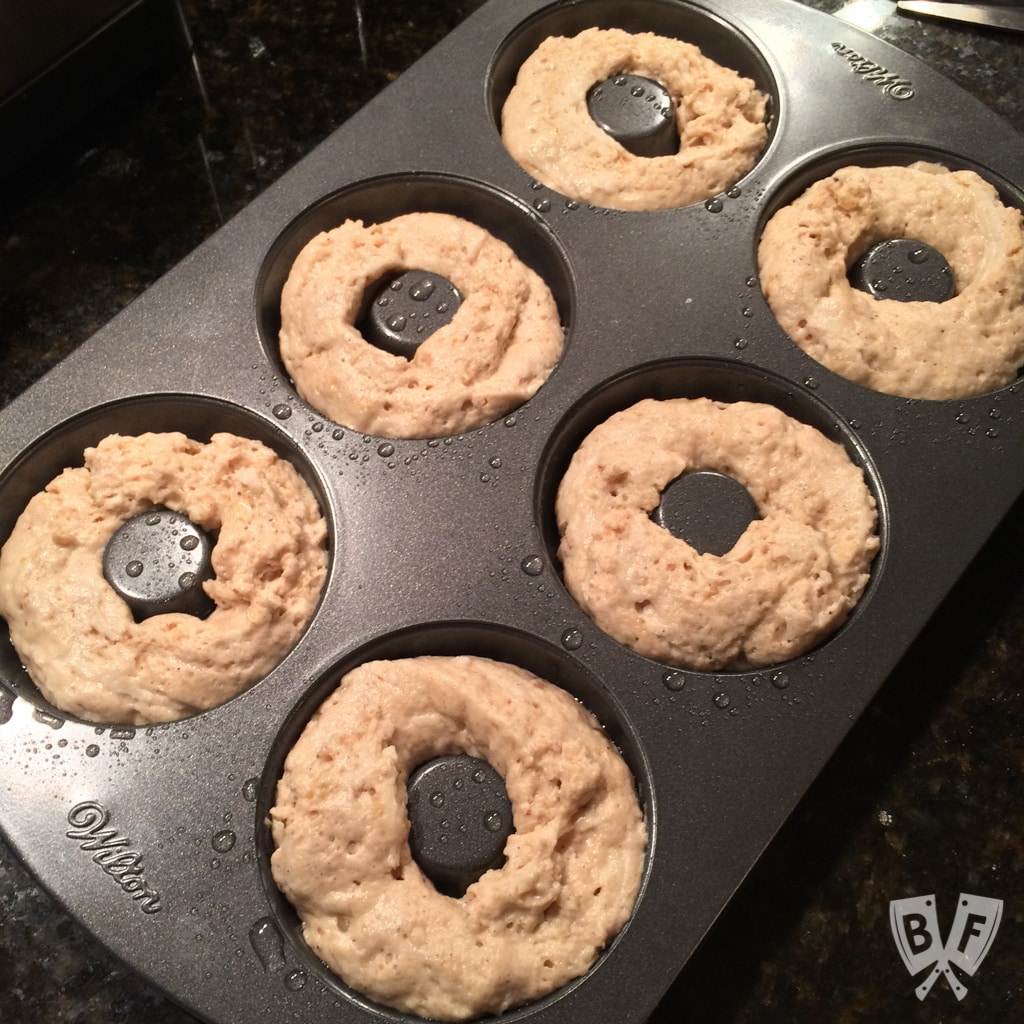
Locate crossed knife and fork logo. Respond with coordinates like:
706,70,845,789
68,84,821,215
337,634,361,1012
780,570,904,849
889,894,1003,1000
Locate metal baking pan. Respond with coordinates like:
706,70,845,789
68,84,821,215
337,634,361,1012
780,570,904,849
1,0,1022,1021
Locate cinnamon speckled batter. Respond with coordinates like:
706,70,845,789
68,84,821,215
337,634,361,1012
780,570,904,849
557,398,879,670
0,432,327,723
501,27,767,211
270,655,645,1020
759,162,1024,399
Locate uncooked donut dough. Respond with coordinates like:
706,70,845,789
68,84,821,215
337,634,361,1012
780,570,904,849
556,398,879,670
758,162,1024,399
0,432,327,724
270,655,645,1020
279,212,564,437
501,26,767,211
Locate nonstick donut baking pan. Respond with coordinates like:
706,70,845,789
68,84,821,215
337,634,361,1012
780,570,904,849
2,0,1023,1021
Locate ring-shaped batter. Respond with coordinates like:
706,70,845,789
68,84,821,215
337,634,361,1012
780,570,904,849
279,212,564,437
758,162,1024,399
269,655,646,1021
500,27,767,211
556,398,879,670
0,432,328,724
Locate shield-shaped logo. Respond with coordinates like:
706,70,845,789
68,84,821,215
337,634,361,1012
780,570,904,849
889,893,1003,1000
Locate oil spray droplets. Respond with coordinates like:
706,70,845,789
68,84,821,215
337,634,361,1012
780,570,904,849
662,670,686,692
479,455,504,486
249,917,287,972
954,404,1008,439
0,685,13,725
738,270,760,323
657,667,790,718
212,830,237,854
985,405,1003,439
529,189,583,217
560,628,584,651
705,185,742,214
520,555,544,577
284,969,308,991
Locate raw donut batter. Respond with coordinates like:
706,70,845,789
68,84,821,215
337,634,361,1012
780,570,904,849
758,162,1024,399
0,431,327,724
501,26,767,211
556,397,879,670
270,654,646,1020
279,212,564,437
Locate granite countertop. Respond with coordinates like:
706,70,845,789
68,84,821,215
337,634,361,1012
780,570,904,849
1,1,1022,1021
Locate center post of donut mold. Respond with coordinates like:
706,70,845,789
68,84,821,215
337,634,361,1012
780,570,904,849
652,470,762,556
848,238,955,302
406,753,513,897
586,73,680,157
102,507,216,621
356,269,463,359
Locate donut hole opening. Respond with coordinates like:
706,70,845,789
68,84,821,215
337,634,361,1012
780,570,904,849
651,469,761,555
355,268,463,360
406,753,513,898
847,238,956,303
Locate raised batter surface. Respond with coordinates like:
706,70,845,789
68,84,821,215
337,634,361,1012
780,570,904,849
557,398,879,670
270,654,646,1020
0,431,327,723
759,162,1024,399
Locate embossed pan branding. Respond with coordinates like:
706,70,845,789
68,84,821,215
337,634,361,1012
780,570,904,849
832,41,915,99
65,801,162,913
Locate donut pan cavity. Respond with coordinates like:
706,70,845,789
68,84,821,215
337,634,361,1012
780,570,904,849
2,0,1023,1021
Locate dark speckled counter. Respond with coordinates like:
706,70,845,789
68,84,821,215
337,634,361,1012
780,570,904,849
1,1,1022,1021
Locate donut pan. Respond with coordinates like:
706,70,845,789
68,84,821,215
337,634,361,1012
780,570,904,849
2,0,1023,1021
